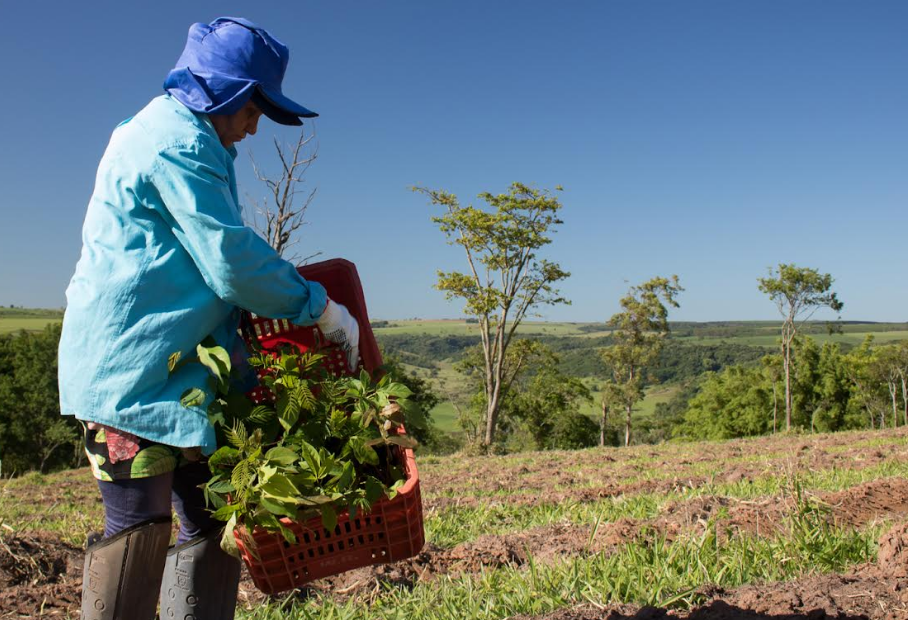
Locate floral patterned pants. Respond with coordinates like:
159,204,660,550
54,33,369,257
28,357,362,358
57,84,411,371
83,423,191,481
83,423,215,541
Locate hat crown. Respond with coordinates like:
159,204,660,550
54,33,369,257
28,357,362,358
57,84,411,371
177,17,288,90
164,16,315,123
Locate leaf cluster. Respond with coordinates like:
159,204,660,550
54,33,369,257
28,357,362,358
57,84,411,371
601,276,684,404
758,263,844,327
183,340,421,556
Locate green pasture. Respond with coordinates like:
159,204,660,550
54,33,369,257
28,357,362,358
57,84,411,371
0,317,62,335
678,329,908,348
373,319,599,337
428,382,680,435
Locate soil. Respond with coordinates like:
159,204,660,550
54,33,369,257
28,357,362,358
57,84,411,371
0,531,82,619
4,428,908,618
508,565,908,619
423,431,906,510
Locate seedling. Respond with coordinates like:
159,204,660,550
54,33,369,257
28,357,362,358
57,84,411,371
179,338,423,555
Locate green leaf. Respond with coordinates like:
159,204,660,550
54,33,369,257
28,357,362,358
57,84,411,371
197,342,231,390
280,354,300,372
257,464,278,485
278,522,298,545
208,480,236,494
276,391,300,431
384,382,413,399
212,503,241,521
320,505,338,532
297,383,317,411
225,422,248,450
328,460,355,492
207,399,226,427
299,494,336,506
364,476,386,504
388,477,406,500
298,441,321,475
180,387,206,408
264,446,298,465
248,405,274,424
231,460,254,496
260,473,300,503
220,513,240,558
208,446,241,473
206,490,227,511
129,446,178,478
168,351,182,372
348,436,380,466
260,496,298,519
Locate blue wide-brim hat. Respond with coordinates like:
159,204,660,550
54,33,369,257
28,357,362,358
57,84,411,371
164,17,317,126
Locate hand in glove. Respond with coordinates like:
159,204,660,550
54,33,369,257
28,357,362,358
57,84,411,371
317,299,360,370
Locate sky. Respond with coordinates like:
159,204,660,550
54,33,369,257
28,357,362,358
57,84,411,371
1,1,906,322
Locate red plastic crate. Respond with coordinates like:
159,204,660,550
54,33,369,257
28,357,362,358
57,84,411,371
235,258,425,594
234,446,423,593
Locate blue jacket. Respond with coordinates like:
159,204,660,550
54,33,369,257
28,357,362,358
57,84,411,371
59,94,327,454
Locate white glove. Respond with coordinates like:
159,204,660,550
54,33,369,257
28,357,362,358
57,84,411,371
317,299,360,370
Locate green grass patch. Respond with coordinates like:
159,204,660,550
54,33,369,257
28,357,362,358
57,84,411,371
677,330,908,348
374,320,597,337
237,507,878,620
0,317,62,335
423,459,908,547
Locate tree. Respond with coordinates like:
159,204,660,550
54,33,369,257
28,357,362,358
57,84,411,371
844,336,889,430
454,338,552,448
0,324,81,475
499,346,592,450
761,354,783,433
895,342,908,427
864,343,908,430
758,264,843,431
246,128,319,262
811,342,852,433
415,183,570,449
601,276,683,446
678,365,772,440
456,339,591,451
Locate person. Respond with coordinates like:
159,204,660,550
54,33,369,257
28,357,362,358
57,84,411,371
57,17,359,620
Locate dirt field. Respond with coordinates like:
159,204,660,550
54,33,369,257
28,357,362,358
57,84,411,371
3,428,908,618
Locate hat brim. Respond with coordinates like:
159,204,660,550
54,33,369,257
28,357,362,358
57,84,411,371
254,87,318,126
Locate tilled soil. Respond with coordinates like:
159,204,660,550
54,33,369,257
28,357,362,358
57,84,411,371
509,566,908,619
4,428,908,618
0,531,82,619
233,477,908,610
508,523,908,619
423,431,908,511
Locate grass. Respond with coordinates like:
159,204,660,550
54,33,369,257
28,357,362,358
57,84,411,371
237,510,878,619
0,470,104,546
0,317,62,335
677,330,908,348
373,320,599,337
423,458,908,548
2,424,906,618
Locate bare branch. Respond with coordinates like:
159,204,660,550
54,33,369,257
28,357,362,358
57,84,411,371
244,127,319,262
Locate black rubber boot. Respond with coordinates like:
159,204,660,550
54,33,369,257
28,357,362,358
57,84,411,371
159,529,241,620
81,517,172,620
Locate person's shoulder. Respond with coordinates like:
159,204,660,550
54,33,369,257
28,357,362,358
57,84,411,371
128,95,221,153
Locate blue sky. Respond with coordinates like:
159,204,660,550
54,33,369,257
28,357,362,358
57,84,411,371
1,2,905,322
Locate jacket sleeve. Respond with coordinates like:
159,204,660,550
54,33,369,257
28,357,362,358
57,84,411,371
149,138,327,325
